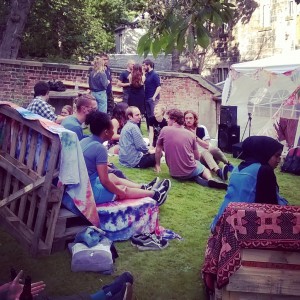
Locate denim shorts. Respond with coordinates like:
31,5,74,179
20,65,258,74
172,160,205,180
91,176,116,204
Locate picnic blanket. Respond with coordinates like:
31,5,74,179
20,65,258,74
0,101,99,227
202,202,300,292
97,197,159,241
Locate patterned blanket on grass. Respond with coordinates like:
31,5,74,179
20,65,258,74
97,197,159,241
202,202,300,291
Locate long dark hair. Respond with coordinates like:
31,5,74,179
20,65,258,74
85,111,111,136
112,102,128,129
131,64,143,88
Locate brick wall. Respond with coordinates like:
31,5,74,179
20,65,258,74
0,59,220,136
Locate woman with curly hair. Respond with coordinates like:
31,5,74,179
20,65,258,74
128,63,146,116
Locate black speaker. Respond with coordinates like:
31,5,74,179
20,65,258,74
220,106,237,127
218,124,240,153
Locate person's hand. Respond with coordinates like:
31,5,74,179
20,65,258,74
148,148,155,154
6,270,46,300
155,164,161,173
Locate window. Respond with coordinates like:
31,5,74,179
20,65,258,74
260,0,271,28
288,0,294,16
217,68,229,82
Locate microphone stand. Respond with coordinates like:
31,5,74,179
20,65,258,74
241,113,252,141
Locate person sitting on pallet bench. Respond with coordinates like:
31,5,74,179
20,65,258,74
184,110,234,181
61,94,97,141
27,81,65,124
155,109,227,190
81,110,171,206
0,269,134,300
210,135,289,231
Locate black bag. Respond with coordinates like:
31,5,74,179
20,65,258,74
281,147,300,175
48,80,66,92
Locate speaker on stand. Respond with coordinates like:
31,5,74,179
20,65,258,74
220,106,237,127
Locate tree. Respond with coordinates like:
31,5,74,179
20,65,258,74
1,0,147,60
0,0,35,59
137,0,235,58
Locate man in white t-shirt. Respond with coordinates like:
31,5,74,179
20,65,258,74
184,110,234,180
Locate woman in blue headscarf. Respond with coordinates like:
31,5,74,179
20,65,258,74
211,136,288,231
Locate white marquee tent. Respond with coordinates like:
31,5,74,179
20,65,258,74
222,50,300,148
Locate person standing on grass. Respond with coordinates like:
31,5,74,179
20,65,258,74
81,110,171,206
155,108,227,190
119,106,156,169
210,136,289,231
61,94,97,141
99,53,114,116
128,63,146,117
117,60,135,103
184,110,233,181
148,104,167,149
143,59,161,129
27,81,65,124
88,56,109,113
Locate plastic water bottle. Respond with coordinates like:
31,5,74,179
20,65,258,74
20,276,33,300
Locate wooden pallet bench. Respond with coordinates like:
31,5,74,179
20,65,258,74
213,249,300,300
0,104,65,256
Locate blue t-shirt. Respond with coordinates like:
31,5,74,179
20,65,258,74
61,115,86,141
80,135,107,176
119,70,131,93
144,70,160,100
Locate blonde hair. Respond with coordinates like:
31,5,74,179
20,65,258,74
93,56,105,74
155,104,166,115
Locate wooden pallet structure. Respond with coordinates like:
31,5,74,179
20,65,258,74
213,249,300,300
0,104,76,256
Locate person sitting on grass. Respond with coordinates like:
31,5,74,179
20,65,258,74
81,110,171,206
107,102,128,155
148,104,167,149
184,110,233,181
210,135,288,231
155,108,227,190
0,269,134,300
119,106,156,169
60,105,73,116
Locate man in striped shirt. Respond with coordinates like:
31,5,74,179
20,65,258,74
119,106,156,168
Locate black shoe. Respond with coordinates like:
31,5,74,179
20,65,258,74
217,165,229,181
154,179,171,206
208,179,228,190
141,177,160,190
131,233,169,251
103,272,134,299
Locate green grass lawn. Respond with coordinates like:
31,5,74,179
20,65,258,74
1,156,300,299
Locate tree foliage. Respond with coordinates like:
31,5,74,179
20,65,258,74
137,0,236,58
0,0,146,60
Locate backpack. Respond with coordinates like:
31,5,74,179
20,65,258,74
281,147,300,175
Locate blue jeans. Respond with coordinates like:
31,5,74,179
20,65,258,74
92,90,107,113
145,97,158,118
